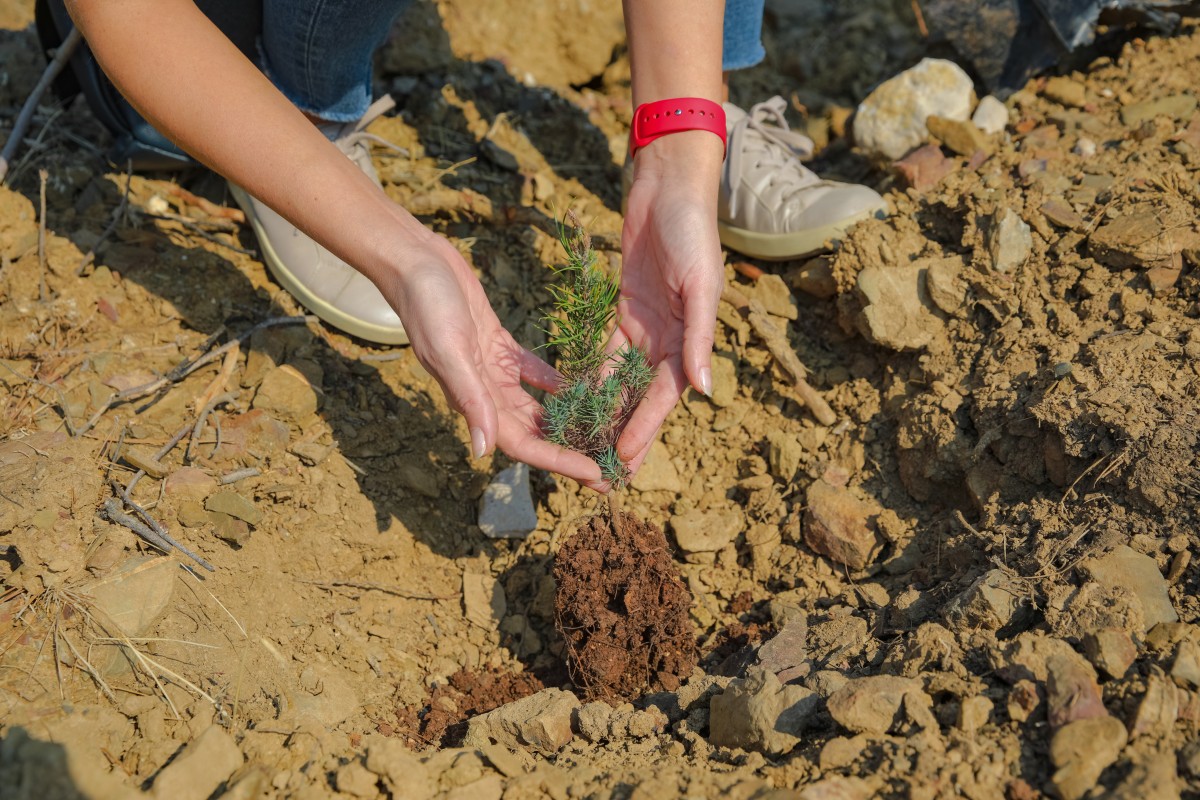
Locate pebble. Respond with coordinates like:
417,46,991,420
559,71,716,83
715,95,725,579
947,569,1024,632
1083,628,1137,680
853,264,944,351
462,570,507,630
1172,638,1200,689
803,480,883,570
163,467,217,502
757,617,810,684
1049,716,1127,800
335,761,380,798
205,490,262,526
971,95,1009,135
1089,210,1196,271
766,430,803,483
924,256,968,317
826,675,935,735
576,702,613,743
892,143,956,192
709,352,738,408
987,209,1033,273
176,499,209,529
209,511,251,547
1130,669,1179,739
85,555,175,640
462,688,580,755
1121,93,1198,126
1046,653,1106,728
150,726,243,800
708,667,820,755
671,509,742,553
1040,198,1085,230
1043,76,1087,108
958,696,992,734
364,735,433,797
252,364,319,422
634,440,683,493
926,115,990,156
1083,545,1178,632
1074,137,1097,157
854,58,976,160
123,448,169,479
747,273,798,320
477,463,538,539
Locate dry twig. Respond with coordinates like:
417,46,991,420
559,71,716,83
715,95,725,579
0,27,83,183
297,579,457,601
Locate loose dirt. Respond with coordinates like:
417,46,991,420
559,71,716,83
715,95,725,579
2,0,1200,798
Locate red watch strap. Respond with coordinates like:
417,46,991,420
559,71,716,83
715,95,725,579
629,98,727,159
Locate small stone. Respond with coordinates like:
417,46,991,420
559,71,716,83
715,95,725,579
1007,679,1041,723
1130,669,1179,739
462,688,580,755
1049,716,1127,800
1107,753,1181,800
671,509,742,553
123,448,169,478
462,570,507,630
709,667,820,755
479,744,526,778
987,209,1033,274
625,708,666,739
86,555,176,641
634,440,683,493
958,695,992,734
364,735,433,797
790,256,837,299
335,761,380,798
924,256,968,317
1090,208,1199,270
947,569,1024,632
854,58,976,160
927,115,990,156
576,702,613,743
747,273,797,320
478,463,538,539
709,352,738,408
819,736,868,771
1043,76,1087,108
1041,199,1085,230
289,441,332,466
757,617,809,684
150,726,243,800
163,467,216,502
209,511,251,547
893,143,956,192
854,264,944,351
1074,137,1098,157
971,95,1009,135
826,675,934,735
766,430,803,482
395,460,443,499
176,500,209,529
1083,628,1137,680
1121,94,1198,126
803,480,883,570
1171,638,1200,689
252,364,319,422
1047,653,1106,729
1083,545,1178,632
205,490,262,525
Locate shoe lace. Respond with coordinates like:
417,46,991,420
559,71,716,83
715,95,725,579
726,96,818,220
332,95,409,160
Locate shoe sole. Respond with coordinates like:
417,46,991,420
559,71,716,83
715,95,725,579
718,204,887,262
229,184,410,346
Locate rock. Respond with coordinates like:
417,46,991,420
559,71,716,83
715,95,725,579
1074,137,1097,157
364,735,433,797
709,352,738,408
221,410,290,456
335,761,380,798
635,440,683,493
799,776,873,800
766,430,803,482
176,500,209,529
757,617,809,684
1043,76,1087,108
478,463,538,539
826,675,934,735
803,480,883,570
893,143,956,192
972,95,1009,135
854,264,944,351
1130,669,1179,739
671,509,742,553
958,696,992,733
1083,628,1137,680
252,364,319,422
1041,199,1085,230
462,688,579,754
1007,679,1041,723
209,511,251,547
946,569,1024,632
927,115,989,156
709,667,820,755
576,702,613,743
854,58,976,160
123,447,169,478
791,256,837,299
1046,653,1106,729
807,670,850,699
747,273,798,320
1082,545,1177,632
987,209,1033,273
293,664,360,727
85,555,175,639
998,632,1081,684
1049,716,1127,800
205,490,262,525
462,570,507,629
1121,94,1198,126
164,467,217,502
1046,581,1144,643
1089,209,1197,270
819,735,869,771
290,440,332,466
924,256,969,317
150,725,243,800
479,744,526,778
1172,638,1200,689
624,708,667,739
1107,752,1181,800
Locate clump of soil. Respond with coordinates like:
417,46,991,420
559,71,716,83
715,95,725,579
554,509,696,701
390,667,544,747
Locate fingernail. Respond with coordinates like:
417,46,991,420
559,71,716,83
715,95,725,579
470,427,486,459
699,367,713,397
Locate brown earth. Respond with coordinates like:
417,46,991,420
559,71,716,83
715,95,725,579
2,0,1200,798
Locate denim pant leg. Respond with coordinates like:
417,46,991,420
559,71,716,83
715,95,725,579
723,0,766,71
261,0,411,122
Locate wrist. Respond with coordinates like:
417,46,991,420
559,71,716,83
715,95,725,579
633,130,724,191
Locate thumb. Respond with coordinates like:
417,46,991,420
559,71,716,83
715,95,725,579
435,351,500,459
681,277,721,398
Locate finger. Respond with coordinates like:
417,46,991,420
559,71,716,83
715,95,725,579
681,273,721,398
497,426,603,485
518,349,562,393
432,346,500,459
615,355,686,463
622,435,655,477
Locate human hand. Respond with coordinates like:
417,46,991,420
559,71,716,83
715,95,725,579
613,131,726,476
379,232,604,487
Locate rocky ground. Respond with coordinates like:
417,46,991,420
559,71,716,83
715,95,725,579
2,0,1200,798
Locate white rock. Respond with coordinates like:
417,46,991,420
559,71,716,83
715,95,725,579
478,462,538,539
972,95,1009,135
854,58,976,160
987,209,1033,274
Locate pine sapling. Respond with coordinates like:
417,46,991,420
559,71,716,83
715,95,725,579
541,212,654,486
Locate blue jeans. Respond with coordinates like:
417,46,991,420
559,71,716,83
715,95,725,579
234,0,765,122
